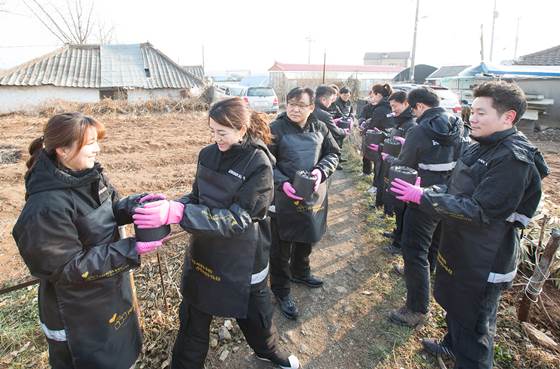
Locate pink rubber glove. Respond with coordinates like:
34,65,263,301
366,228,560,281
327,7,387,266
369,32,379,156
133,200,185,228
381,153,389,161
135,239,163,255
139,193,167,203
311,168,323,192
282,182,304,201
368,143,379,152
390,177,423,204
393,136,406,145
333,118,342,124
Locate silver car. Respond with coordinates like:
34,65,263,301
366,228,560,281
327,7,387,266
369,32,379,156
242,87,279,114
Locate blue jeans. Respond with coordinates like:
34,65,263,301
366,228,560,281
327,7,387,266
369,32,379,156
444,283,503,369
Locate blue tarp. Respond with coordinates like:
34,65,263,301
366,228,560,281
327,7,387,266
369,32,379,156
459,62,560,77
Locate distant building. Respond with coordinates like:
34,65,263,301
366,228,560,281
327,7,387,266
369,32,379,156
268,62,404,101
425,65,470,85
182,65,205,81
516,45,560,66
363,52,410,67
0,42,205,113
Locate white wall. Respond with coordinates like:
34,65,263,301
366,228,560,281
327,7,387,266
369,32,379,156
0,86,98,114
127,88,183,101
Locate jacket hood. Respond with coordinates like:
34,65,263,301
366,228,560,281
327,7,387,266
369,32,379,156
417,107,461,145
25,150,101,196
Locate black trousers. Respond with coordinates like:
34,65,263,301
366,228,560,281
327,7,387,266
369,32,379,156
46,338,74,369
392,204,406,248
171,282,279,369
443,283,503,369
269,217,313,298
401,205,440,314
362,157,372,175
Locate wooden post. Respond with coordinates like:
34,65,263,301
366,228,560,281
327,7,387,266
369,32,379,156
518,228,560,322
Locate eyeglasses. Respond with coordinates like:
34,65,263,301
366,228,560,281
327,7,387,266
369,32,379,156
287,102,312,110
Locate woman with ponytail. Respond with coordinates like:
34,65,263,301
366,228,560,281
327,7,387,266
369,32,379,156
133,97,299,369
13,112,162,368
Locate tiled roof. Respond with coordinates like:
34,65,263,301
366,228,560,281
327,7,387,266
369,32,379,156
0,43,204,89
517,45,560,66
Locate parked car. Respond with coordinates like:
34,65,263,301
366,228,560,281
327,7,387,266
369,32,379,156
392,84,462,117
242,87,279,114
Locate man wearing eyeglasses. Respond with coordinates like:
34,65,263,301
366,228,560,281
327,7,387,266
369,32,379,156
267,87,340,320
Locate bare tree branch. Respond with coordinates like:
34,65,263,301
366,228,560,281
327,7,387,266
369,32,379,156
29,0,73,42
22,0,67,44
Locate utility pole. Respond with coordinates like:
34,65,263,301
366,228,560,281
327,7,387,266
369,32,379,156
480,24,485,62
514,17,520,60
489,0,498,62
305,36,314,64
322,49,326,83
409,0,420,82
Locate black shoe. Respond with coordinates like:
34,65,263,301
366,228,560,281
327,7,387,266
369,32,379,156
382,231,395,239
421,338,455,361
290,274,324,288
256,351,300,368
339,157,348,163
275,294,299,320
383,244,402,255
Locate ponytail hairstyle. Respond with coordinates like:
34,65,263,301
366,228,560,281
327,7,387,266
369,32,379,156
26,112,105,179
371,83,393,98
208,97,272,144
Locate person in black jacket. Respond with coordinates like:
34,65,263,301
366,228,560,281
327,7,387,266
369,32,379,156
333,86,354,121
314,85,347,169
360,83,394,183
268,87,340,320
134,98,300,369
386,87,466,328
390,81,548,369
378,91,416,252
12,113,158,369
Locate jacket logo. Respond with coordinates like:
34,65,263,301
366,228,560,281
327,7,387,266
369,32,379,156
81,271,89,279
477,158,488,166
227,169,245,181
108,305,134,330
98,186,108,195
432,140,440,146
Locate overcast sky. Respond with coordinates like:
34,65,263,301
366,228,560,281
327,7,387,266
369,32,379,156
1,0,559,74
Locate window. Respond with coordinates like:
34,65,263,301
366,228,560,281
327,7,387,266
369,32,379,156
99,88,128,100
247,87,275,97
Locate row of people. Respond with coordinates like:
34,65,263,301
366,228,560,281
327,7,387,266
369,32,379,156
361,81,548,369
12,86,342,369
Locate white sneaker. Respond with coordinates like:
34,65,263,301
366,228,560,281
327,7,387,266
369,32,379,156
367,186,377,194
256,352,300,369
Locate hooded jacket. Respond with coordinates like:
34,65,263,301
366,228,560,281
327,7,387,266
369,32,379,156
333,97,354,119
420,128,548,329
12,151,142,369
387,107,464,187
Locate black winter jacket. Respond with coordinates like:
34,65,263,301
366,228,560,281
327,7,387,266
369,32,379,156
386,107,464,187
12,151,142,368
314,101,346,143
421,128,548,283
177,138,275,276
390,106,416,138
362,98,394,131
269,112,340,187
333,97,354,119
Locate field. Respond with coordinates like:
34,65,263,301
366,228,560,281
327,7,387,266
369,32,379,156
1,111,559,368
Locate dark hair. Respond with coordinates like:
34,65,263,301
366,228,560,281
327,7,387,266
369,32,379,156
371,83,393,98
407,87,440,108
388,91,407,103
339,87,351,94
286,87,314,103
209,97,272,144
315,85,337,101
473,81,527,124
26,112,105,178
